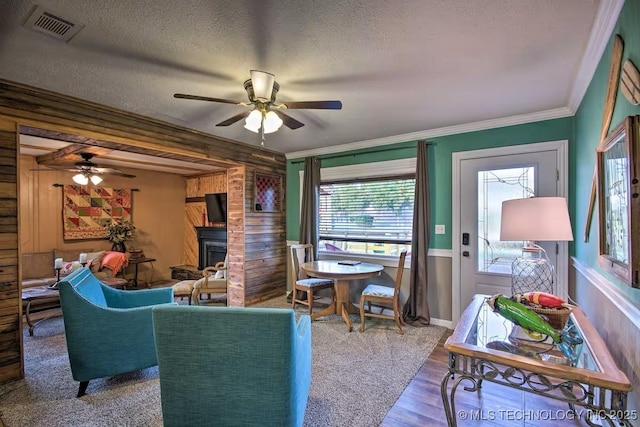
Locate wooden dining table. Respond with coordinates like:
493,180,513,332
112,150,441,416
301,260,384,331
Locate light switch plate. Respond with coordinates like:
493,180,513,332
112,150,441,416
435,224,445,234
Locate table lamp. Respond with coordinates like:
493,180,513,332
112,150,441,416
500,197,573,295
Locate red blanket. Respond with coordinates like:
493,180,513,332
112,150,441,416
100,251,129,273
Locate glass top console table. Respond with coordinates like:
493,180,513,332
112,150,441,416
441,294,633,426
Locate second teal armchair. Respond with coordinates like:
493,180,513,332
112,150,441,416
57,267,174,397
152,305,312,427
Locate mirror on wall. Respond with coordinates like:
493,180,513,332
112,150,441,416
597,115,640,287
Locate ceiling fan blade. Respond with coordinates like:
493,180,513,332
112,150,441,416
31,165,80,172
174,93,243,105
275,111,305,130
282,100,342,110
216,111,251,127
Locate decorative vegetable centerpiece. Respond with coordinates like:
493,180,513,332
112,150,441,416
512,291,570,309
486,294,582,362
512,291,573,330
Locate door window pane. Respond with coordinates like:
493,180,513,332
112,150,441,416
477,167,535,273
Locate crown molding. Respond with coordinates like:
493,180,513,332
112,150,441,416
286,107,572,159
286,0,623,160
567,0,625,113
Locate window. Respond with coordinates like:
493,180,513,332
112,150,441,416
319,175,415,256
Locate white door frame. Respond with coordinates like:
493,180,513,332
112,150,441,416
451,140,569,325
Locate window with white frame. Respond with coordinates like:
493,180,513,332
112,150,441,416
301,158,417,257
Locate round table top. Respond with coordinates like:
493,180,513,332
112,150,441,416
301,260,384,280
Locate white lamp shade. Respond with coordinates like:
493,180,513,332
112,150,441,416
500,197,573,241
90,174,103,185
244,109,262,133
250,70,275,101
262,111,283,134
72,173,89,185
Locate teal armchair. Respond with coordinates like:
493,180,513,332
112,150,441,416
152,305,312,427
57,267,174,397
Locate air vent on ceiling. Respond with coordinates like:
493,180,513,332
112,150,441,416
23,5,84,42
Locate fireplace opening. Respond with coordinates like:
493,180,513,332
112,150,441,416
196,227,227,270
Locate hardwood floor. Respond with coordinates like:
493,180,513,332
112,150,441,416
381,331,590,426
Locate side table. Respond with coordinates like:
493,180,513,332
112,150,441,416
127,257,156,288
441,294,633,426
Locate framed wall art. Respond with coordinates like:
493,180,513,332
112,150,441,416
254,172,282,212
596,115,640,287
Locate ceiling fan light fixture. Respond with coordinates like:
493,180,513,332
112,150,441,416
90,174,103,185
263,111,283,134
244,109,263,133
250,70,275,101
72,173,89,185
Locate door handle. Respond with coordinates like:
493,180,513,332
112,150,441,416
462,233,469,246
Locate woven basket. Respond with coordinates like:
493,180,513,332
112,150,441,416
530,306,571,330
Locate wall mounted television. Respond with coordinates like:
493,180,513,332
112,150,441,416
205,192,227,224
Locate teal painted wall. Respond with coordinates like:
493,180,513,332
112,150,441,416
287,117,573,249
574,0,640,302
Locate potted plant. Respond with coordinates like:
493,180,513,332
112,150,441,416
105,219,136,252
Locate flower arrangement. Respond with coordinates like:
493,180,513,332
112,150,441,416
104,219,136,243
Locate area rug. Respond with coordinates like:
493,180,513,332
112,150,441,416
0,297,445,426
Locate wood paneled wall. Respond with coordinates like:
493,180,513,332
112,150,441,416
0,78,287,385
184,172,227,266
0,117,21,384
243,165,286,303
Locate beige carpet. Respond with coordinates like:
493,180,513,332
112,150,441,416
0,297,445,426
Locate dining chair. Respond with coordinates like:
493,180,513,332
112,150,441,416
359,249,408,334
290,243,335,317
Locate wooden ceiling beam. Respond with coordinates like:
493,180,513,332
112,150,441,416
35,143,91,165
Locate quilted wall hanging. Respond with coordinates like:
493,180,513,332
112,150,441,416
63,185,132,240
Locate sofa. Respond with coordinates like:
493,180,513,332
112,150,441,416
21,248,127,315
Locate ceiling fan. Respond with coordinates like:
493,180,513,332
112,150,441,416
174,70,342,145
33,152,136,185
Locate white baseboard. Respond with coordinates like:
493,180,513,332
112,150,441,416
429,318,453,329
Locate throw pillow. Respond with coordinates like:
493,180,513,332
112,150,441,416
60,261,81,276
86,250,106,273
214,269,224,279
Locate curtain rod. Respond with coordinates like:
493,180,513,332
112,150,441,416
290,140,434,164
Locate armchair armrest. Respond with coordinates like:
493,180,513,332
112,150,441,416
293,314,312,425
296,314,311,341
101,284,174,309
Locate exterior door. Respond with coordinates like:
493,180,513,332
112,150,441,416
454,141,568,321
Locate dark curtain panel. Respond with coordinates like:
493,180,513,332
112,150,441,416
403,141,431,325
299,157,320,252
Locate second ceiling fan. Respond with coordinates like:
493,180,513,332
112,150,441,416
174,70,342,143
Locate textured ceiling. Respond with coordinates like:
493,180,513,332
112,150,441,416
0,1,615,156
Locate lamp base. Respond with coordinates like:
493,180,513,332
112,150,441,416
511,257,554,295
